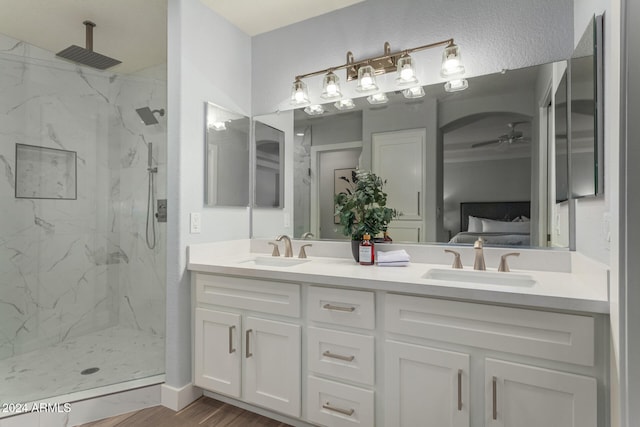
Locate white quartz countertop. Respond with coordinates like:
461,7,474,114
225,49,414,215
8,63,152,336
188,240,609,314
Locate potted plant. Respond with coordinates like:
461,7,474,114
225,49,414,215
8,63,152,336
334,169,399,261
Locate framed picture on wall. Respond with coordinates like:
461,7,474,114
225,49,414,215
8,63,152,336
15,144,77,200
334,167,356,224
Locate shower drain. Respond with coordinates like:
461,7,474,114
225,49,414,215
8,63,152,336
80,367,100,375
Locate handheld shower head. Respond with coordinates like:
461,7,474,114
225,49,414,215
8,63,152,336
136,107,165,125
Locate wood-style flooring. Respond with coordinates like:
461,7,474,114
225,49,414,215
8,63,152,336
78,397,292,427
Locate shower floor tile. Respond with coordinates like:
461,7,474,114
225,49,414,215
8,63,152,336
0,326,164,405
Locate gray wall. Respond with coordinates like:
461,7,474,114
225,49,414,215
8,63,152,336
167,0,251,389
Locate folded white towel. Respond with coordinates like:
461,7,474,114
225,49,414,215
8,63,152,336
377,261,410,267
376,249,411,263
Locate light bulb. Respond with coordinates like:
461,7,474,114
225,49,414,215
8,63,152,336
400,65,414,81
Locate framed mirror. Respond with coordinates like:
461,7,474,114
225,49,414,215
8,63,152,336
204,102,250,207
254,120,284,208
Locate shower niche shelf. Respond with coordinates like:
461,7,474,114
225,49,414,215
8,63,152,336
15,143,77,200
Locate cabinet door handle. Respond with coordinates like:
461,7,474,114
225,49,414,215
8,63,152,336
492,376,497,420
457,369,463,411
323,303,356,312
322,402,355,416
323,350,355,362
228,325,236,354
245,329,252,358
417,191,420,216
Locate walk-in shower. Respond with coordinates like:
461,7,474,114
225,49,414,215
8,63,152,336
0,32,166,410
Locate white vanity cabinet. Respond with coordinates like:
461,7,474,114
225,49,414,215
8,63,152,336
193,273,301,418
305,286,376,427
485,358,597,427
385,340,470,427
191,267,605,427
384,293,599,427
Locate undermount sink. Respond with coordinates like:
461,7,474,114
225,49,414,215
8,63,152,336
423,268,536,287
240,256,311,267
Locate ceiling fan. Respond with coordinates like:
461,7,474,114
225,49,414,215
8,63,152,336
471,121,531,148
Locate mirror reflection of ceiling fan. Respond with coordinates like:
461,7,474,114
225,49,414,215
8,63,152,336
471,121,531,148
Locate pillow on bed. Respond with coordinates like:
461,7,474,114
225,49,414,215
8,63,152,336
482,218,530,233
467,215,484,232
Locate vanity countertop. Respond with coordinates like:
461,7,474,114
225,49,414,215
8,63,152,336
188,240,609,314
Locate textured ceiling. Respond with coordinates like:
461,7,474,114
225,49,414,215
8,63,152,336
199,0,365,36
0,0,363,74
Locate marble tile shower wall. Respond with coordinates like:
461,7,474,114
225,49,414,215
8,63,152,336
0,34,166,361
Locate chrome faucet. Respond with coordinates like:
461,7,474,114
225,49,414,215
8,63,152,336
276,235,293,257
302,232,314,239
473,238,486,270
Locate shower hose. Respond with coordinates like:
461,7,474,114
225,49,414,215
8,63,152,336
146,168,157,250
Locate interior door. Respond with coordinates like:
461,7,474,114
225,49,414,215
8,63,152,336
372,129,425,220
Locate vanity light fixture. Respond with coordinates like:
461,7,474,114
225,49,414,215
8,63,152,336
367,92,389,104
290,79,310,106
441,43,465,77
334,98,356,110
290,38,466,104
303,104,325,115
396,54,418,86
320,71,342,99
403,86,425,99
356,65,379,92
211,121,227,131
444,78,469,92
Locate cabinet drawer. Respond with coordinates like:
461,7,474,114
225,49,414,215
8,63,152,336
196,273,300,317
306,375,374,427
307,327,374,386
308,286,374,329
385,294,594,366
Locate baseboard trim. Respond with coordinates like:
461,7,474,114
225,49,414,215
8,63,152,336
161,382,203,411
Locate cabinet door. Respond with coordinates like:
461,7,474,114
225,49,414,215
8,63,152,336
485,358,597,427
385,340,469,427
244,316,301,417
194,308,241,397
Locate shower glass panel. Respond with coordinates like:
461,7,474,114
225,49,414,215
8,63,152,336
0,33,166,407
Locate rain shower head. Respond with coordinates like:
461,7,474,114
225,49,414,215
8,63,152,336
136,107,165,126
56,21,122,70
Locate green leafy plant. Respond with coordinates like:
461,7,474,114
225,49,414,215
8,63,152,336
334,169,399,241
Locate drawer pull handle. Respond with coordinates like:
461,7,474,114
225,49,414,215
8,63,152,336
323,303,356,312
492,376,497,420
457,369,463,411
228,325,236,354
245,329,252,358
323,350,355,362
322,402,355,416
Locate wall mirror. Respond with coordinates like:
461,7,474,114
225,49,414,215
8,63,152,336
254,120,284,208
570,14,604,197
204,102,250,207
277,60,568,248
